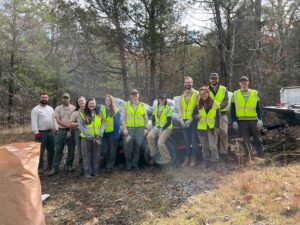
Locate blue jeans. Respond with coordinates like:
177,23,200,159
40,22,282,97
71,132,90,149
182,121,200,156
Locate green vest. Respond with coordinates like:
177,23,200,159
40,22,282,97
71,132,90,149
234,89,258,119
181,89,199,120
79,112,102,138
209,85,227,112
197,102,218,130
125,101,146,127
153,105,173,129
100,105,118,133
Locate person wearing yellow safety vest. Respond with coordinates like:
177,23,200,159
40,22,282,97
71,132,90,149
121,89,149,170
231,76,264,157
178,76,200,167
193,86,221,168
147,93,173,165
208,73,234,163
77,98,105,179
100,95,121,173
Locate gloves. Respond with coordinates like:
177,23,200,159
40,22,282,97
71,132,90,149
35,133,41,141
257,119,263,129
185,118,193,128
144,128,148,136
214,128,220,135
179,118,185,127
233,121,239,130
153,126,160,133
66,131,71,140
125,135,132,142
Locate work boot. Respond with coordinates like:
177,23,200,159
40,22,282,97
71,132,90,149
220,153,235,163
149,156,155,166
204,160,210,169
66,165,74,172
181,156,190,167
189,156,197,167
48,168,58,176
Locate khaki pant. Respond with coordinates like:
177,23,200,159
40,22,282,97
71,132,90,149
198,130,219,162
147,129,172,163
219,113,229,154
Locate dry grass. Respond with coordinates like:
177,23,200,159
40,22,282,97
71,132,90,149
142,164,300,225
0,124,32,145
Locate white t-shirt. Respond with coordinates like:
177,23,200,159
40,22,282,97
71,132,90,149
31,105,55,133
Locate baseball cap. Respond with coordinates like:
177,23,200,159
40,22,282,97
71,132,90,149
210,73,219,79
62,93,70,98
239,76,249,81
158,93,166,99
130,89,139,95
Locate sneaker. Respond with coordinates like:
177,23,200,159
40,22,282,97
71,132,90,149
48,168,58,176
85,174,93,179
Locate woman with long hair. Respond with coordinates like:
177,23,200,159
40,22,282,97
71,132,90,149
193,86,220,168
77,98,104,178
147,93,173,165
100,95,121,172
69,96,86,175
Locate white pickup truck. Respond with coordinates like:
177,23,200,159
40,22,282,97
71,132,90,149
264,87,300,124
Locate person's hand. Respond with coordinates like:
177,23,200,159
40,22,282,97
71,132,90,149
232,121,239,130
257,119,263,129
179,118,185,127
35,133,41,141
144,128,148,136
195,115,201,120
185,118,193,127
123,127,128,136
153,126,160,133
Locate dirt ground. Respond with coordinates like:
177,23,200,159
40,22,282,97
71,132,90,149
1,125,300,225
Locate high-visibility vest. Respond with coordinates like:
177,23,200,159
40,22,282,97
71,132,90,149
181,89,199,120
209,85,227,112
153,105,173,129
125,101,146,127
100,105,118,133
234,89,258,118
197,102,218,130
79,112,102,138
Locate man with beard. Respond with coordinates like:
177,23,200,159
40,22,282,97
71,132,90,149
31,93,56,174
49,93,76,175
178,76,200,167
208,73,234,162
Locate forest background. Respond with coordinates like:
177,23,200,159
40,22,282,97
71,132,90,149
0,0,299,126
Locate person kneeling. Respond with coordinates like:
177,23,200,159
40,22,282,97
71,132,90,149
193,87,220,168
147,94,173,166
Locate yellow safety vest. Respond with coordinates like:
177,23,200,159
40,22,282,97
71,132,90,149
234,89,258,118
79,112,102,138
100,105,118,133
209,85,227,112
197,102,218,130
125,101,146,127
153,105,173,129
181,89,199,120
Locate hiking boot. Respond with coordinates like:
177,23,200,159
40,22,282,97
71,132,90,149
85,174,93,179
149,157,155,166
181,156,190,167
93,173,100,177
204,160,210,169
48,168,58,176
220,153,235,163
106,168,112,173
189,156,197,167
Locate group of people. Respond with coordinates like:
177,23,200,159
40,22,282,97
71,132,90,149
31,73,264,178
